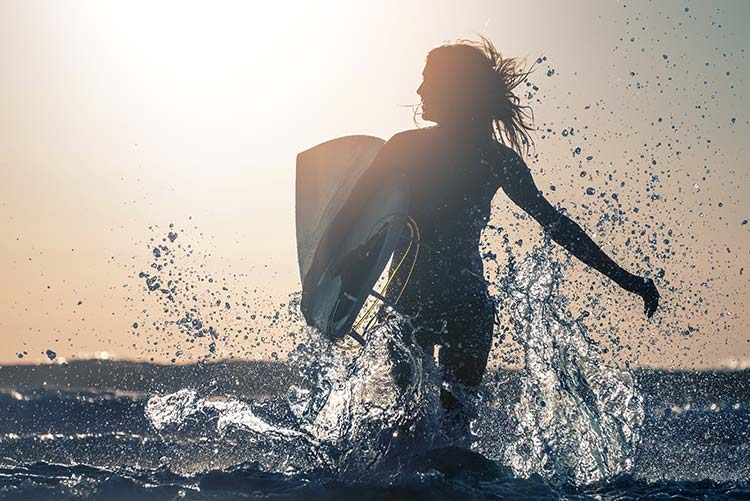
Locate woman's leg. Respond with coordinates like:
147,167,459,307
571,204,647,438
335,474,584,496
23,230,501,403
439,293,495,387
437,293,495,444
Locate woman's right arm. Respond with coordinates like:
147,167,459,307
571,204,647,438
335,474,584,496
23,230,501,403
329,132,412,231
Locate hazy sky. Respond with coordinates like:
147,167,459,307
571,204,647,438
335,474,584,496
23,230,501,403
1,0,748,368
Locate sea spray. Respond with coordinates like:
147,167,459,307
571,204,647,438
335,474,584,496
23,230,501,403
474,240,644,485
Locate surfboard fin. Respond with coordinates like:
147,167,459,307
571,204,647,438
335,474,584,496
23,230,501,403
368,289,398,309
347,330,367,347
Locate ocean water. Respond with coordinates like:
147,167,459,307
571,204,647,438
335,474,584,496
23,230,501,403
2,245,749,500
1,368,749,500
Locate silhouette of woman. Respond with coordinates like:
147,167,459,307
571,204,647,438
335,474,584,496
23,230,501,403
338,38,659,413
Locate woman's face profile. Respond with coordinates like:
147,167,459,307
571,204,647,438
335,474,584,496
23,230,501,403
417,60,458,124
417,56,481,126
416,64,434,121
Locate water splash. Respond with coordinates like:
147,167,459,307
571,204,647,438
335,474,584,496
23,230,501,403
144,313,444,480
474,240,644,485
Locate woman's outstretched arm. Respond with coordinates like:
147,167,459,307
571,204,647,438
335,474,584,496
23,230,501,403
497,153,660,317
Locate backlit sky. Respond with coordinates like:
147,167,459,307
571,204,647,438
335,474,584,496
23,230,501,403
1,0,748,368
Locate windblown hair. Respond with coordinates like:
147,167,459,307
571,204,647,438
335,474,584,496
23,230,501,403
423,36,536,156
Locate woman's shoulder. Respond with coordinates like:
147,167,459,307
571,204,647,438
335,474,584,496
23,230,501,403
486,142,529,179
491,141,523,161
379,127,437,161
387,126,437,146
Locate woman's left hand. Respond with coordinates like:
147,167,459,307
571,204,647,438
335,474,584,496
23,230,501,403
635,277,659,318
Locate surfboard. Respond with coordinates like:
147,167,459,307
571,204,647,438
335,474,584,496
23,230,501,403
295,135,412,344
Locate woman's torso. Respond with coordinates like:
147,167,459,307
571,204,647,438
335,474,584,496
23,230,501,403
385,127,505,311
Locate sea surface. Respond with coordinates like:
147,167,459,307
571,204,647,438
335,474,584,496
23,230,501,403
1,362,749,500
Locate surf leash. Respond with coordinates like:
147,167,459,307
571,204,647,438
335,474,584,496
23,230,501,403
334,216,420,351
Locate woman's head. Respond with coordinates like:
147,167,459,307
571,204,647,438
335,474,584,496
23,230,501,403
417,36,535,154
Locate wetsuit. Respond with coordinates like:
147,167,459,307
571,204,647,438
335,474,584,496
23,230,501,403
343,123,654,416
381,126,533,389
